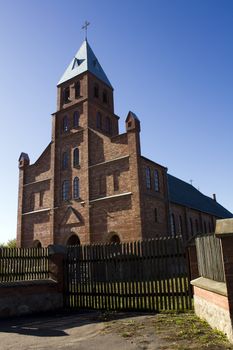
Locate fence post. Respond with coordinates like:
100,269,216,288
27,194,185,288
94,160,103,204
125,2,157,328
48,245,67,294
216,218,233,320
187,243,199,281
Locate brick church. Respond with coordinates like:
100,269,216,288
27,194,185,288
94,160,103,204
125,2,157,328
16,39,232,248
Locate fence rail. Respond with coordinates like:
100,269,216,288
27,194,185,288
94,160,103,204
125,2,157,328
65,237,192,312
195,233,225,283
0,247,49,282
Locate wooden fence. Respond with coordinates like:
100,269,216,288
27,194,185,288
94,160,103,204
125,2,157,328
64,237,193,312
195,233,225,282
0,247,49,282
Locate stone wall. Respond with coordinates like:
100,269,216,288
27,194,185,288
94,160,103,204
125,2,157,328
0,245,65,319
0,280,63,318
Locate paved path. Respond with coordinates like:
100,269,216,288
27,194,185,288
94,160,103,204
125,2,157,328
0,311,165,350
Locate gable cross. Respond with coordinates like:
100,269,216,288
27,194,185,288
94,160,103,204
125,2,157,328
82,20,90,40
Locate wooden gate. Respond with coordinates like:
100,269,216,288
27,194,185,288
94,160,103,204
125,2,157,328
64,237,193,311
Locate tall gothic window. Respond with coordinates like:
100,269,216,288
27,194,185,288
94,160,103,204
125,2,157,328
73,177,79,199
62,152,69,170
146,167,151,189
195,219,199,233
103,90,108,103
29,193,35,211
190,218,194,235
39,191,44,207
204,221,207,233
62,180,69,201
63,87,70,103
170,213,176,237
73,148,79,167
96,112,102,130
178,215,183,235
154,169,159,192
73,111,79,128
106,116,112,135
74,81,80,98
94,84,99,98
154,208,158,223
62,116,69,132
113,171,119,191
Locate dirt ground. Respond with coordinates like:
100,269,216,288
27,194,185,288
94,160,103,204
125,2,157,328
0,310,232,350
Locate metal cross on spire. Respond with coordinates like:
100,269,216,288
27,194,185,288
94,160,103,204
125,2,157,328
82,20,90,40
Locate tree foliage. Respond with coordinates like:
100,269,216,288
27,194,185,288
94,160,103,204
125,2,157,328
0,238,17,248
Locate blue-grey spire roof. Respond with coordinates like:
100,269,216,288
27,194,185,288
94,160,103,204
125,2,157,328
58,40,112,88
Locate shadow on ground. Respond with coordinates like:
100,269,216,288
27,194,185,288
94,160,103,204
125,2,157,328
0,310,152,338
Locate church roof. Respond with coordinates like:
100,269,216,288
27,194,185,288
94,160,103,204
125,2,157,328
168,174,233,219
58,40,112,88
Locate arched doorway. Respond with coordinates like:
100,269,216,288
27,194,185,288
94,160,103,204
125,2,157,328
110,234,120,243
67,234,80,246
33,240,42,248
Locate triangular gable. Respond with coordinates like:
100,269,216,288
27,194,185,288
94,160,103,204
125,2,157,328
60,207,82,226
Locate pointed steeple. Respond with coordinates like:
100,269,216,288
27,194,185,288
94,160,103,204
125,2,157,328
58,40,112,88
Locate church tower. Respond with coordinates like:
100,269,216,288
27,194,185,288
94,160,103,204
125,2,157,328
51,39,120,245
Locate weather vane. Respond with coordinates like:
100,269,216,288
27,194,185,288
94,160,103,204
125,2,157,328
82,20,90,40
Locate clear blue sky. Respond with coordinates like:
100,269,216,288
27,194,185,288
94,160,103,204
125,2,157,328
0,0,232,243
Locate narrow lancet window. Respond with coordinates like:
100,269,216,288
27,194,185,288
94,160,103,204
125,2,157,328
146,167,151,189
73,148,80,167
62,180,69,201
62,116,69,132
75,81,80,98
97,112,102,130
73,111,79,128
154,169,159,192
62,152,69,170
73,177,80,199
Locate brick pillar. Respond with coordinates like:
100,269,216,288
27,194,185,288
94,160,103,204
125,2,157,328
48,245,67,293
216,218,233,320
187,243,199,280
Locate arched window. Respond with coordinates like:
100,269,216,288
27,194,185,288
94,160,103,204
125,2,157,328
106,116,112,135
146,167,151,189
73,177,79,199
208,222,212,233
62,115,69,132
73,111,79,128
63,87,70,103
110,234,120,243
94,84,99,98
74,81,80,98
62,152,68,170
67,234,80,246
73,148,79,167
33,240,42,248
96,112,102,129
204,221,207,233
99,175,106,195
178,215,183,235
190,218,194,235
103,90,108,103
154,169,159,192
39,191,44,207
29,193,34,211
170,213,176,237
195,219,199,233
62,180,69,201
